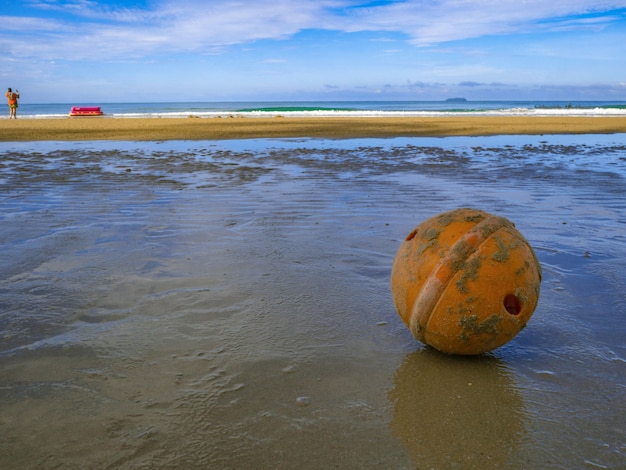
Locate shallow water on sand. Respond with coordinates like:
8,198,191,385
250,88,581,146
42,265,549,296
1,135,624,469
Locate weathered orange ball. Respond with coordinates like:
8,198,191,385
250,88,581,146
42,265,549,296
391,208,541,355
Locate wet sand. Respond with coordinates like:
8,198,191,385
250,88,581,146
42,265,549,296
1,136,625,468
1,115,626,141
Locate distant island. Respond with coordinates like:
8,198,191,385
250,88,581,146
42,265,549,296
445,97,468,103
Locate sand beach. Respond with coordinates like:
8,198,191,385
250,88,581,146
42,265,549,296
0,126,625,468
2,115,626,140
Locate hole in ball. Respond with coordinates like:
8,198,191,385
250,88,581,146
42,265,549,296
405,229,417,241
504,294,522,315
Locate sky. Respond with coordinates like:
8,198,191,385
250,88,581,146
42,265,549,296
2,0,626,103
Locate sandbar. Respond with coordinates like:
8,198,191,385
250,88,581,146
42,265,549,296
1,116,626,141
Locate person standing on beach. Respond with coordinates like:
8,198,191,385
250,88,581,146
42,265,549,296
6,87,20,119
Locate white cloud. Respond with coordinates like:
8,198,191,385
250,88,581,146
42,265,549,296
4,0,626,61
0,15,62,31
335,0,626,45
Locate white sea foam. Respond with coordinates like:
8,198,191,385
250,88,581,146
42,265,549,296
8,101,626,119
101,108,626,119
241,107,626,117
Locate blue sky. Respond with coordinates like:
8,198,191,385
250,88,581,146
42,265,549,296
2,0,626,103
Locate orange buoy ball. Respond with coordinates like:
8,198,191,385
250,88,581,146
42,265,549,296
391,208,541,355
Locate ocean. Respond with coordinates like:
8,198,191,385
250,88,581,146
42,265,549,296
0,130,625,467
9,99,626,118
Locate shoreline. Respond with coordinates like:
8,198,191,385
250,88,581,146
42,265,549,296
1,115,626,141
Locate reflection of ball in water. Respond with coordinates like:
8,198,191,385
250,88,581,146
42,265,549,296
389,349,525,467
391,208,541,355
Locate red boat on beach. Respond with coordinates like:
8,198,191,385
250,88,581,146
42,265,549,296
69,106,103,116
